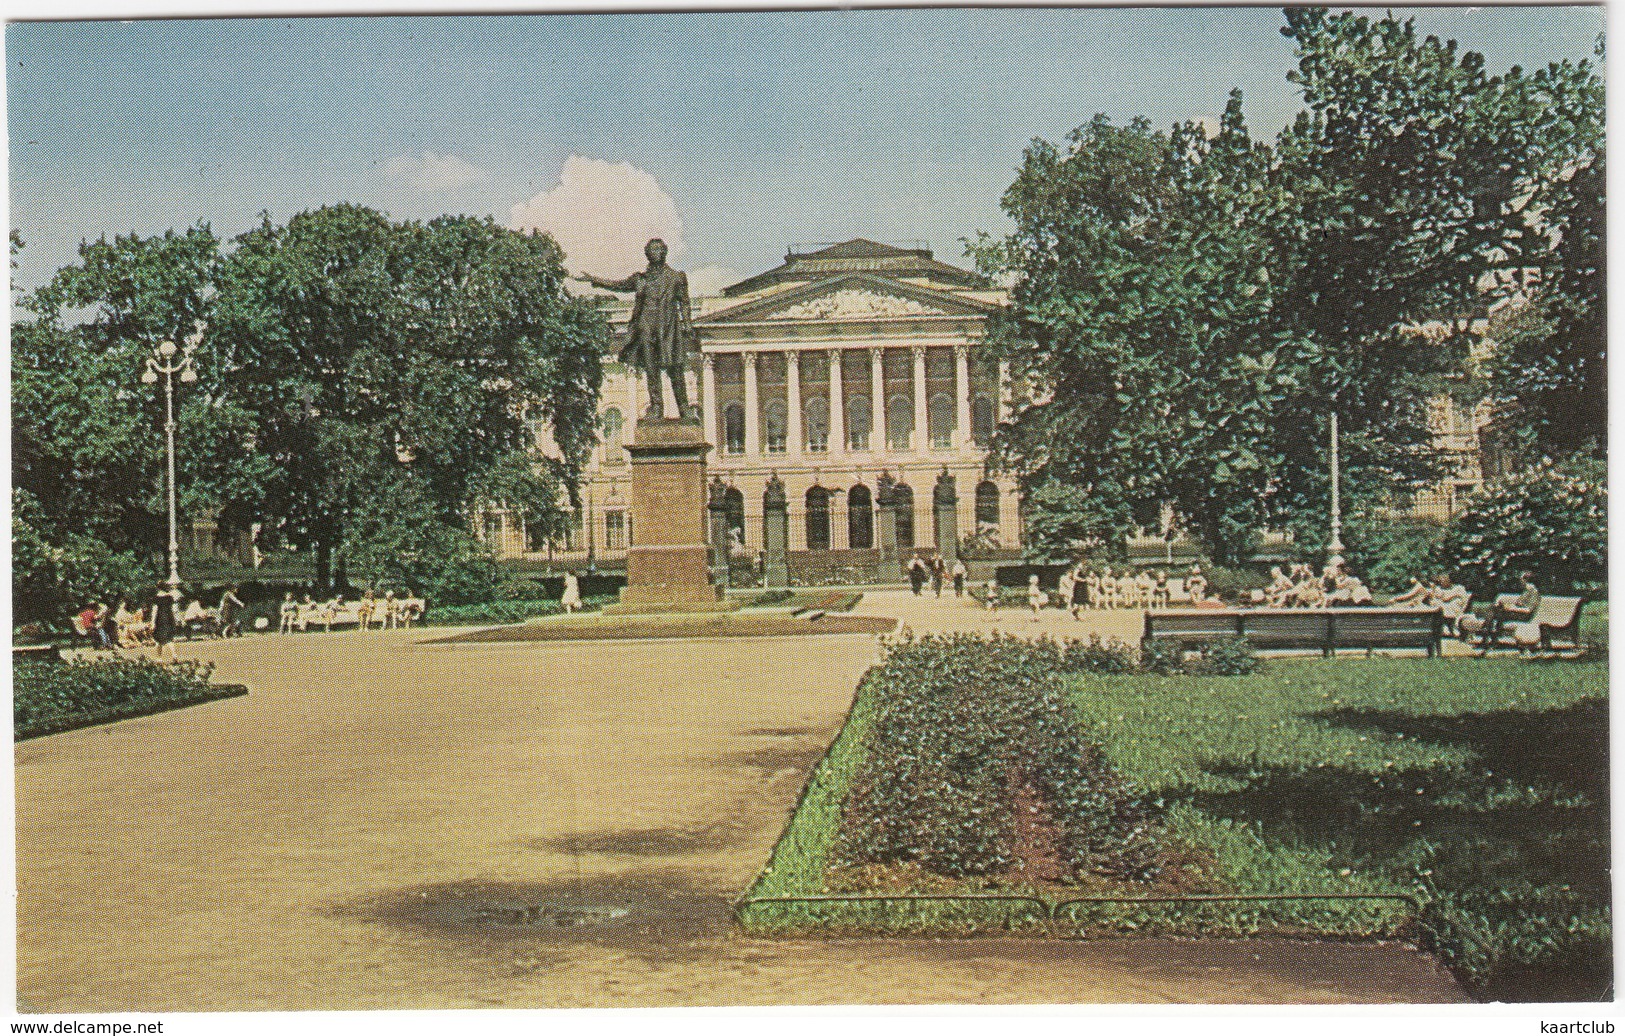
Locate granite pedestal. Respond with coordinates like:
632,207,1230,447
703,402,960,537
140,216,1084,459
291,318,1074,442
603,418,739,615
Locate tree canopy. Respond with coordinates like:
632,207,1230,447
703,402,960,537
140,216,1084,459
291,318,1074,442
975,8,1605,564
13,206,607,617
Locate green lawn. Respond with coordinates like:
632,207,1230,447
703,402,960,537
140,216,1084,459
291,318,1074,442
742,640,1609,1002
1069,654,1609,1002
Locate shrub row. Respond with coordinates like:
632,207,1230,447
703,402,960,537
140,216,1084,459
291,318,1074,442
833,633,1164,882
15,657,246,740
420,595,613,627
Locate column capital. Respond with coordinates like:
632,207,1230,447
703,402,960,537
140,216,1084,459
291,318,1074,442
953,344,969,361
743,350,758,366
785,348,800,365
911,345,927,360
702,352,715,369
869,346,885,362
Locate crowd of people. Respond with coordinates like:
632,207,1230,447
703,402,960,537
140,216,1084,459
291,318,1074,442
69,584,429,662
72,586,247,661
277,590,424,633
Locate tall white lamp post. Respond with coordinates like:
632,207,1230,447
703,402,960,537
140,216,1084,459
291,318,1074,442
1327,410,1345,570
142,340,198,593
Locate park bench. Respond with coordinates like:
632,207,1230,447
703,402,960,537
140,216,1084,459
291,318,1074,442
13,644,64,665
1143,607,1446,657
1480,594,1587,653
298,597,427,632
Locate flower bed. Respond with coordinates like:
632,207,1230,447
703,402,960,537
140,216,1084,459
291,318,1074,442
833,634,1162,883
15,657,247,740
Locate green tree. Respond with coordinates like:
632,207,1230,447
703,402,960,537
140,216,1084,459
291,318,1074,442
12,226,242,622
208,205,605,588
1440,456,1606,594
977,9,1603,563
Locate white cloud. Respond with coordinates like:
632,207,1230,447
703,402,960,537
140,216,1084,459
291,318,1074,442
385,152,488,193
508,155,686,279
686,265,740,298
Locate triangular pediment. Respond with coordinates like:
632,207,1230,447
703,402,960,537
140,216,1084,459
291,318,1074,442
698,273,992,325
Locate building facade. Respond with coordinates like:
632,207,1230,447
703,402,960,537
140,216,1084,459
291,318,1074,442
491,239,1023,575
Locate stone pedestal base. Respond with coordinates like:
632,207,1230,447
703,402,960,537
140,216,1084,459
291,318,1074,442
604,418,739,616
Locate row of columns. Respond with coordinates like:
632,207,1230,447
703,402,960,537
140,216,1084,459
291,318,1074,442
699,346,1011,460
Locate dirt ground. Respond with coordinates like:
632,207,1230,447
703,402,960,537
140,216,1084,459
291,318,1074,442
16,617,1467,1010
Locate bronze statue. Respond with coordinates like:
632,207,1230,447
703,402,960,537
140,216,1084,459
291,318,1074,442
582,238,697,421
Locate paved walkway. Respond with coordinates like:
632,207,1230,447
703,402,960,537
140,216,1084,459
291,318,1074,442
17,621,1466,1010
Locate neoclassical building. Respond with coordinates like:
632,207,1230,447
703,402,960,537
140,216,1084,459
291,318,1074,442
494,239,1023,574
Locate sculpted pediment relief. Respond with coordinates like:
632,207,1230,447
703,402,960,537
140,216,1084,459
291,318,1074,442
761,286,950,321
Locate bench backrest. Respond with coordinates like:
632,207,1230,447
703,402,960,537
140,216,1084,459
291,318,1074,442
1147,608,1441,646
1494,593,1583,629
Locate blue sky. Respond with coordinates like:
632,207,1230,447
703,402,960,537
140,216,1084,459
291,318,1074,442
9,6,1607,296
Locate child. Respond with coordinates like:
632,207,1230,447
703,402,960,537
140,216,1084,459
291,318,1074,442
1027,574,1047,622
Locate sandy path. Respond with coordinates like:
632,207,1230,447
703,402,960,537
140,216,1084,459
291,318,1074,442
16,626,1465,1009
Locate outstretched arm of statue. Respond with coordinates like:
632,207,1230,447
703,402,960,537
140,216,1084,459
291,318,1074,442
582,272,639,293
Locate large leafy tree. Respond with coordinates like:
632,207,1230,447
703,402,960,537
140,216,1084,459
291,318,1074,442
13,226,244,620
14,207,606,616
208,205,605,589
979,9,1604,562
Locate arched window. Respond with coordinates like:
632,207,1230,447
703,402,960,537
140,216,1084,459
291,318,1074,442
803,396,829,453
723,487,745,548
805,486,831,551
928,392,955,450
605,511,627,550
764,398,788,454
893,482,915,549
724,402,746,455
887,393,913,451
975,481,1001,542
847,484,874,550
602,406,625,451
972,395,995,447
846,394,872,451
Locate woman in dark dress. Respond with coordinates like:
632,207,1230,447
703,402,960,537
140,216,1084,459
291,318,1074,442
152,589,178,662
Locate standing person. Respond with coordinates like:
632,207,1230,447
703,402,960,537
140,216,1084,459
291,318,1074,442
1057,567,1075,616
1085,568,1102,610
952,558,968,598
1070,565,1089,619
382,590,398,630
561,570,582,614
217,585,245,638
1099,567,1118,609
983,578,999,612
1026,574,1048,622
152,589,178,662
1135,568,1156,609
279,593,297,634
908,555,928,596
930,553,945,598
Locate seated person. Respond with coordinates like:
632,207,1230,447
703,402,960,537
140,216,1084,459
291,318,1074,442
1475,571,1542,652
1389,576,1432,607
1185,565,1208,605
1427,573,1472,636
1152,570,1172,608
1290,573,1327,608
181,597,211,634
1135,569,1156,608
1327,573,1374,606
1264,565,1296,607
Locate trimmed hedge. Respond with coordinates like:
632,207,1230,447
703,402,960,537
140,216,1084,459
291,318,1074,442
15,657,247,740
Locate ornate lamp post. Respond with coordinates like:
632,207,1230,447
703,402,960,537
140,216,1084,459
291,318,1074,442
141,340,198,592
1327,410,1345,571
